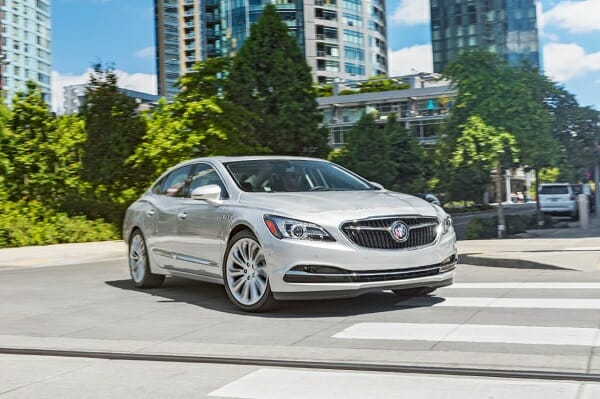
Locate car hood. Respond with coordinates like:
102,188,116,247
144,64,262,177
238,190,438,219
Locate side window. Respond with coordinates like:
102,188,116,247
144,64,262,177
151,176,165,194
189,163,229,199
161,165,193,197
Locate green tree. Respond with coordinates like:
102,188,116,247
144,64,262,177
440,50,559,206
4,82,58,202
130,57,258,179
330,113,395,187
543,84,600,182
451,115,518,237
226,4,328,156
0,103,11,198
52,115,87,201
385,115,426,193
81,63,147,189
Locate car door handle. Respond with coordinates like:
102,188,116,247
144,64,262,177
145,209,155,217
177,211,188,220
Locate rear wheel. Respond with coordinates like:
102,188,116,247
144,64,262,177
392,287,437,297
129,230,165,289
223,230,275,312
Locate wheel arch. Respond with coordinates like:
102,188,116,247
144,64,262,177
227,222,259,246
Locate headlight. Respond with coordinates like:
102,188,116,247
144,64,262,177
443,215,453,234
263,215,335,241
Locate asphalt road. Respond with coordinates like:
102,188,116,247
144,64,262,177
1,254,600,398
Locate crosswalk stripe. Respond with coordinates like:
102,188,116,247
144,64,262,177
208,369,587,399
332,323,600,346
396,297,600,309
448,283,600,289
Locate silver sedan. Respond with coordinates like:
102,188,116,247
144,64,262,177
123,156,456,312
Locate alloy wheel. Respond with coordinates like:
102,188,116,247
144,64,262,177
225,237,269,306
129,232,147,284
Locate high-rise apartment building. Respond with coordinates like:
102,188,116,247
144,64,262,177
155,0,388,98
0,0,52,105
430,0,539,73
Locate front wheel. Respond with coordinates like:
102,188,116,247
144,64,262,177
129,230,165,289
223,230,275,312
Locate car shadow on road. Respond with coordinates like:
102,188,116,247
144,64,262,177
105,277,427,318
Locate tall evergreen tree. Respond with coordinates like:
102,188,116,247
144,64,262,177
80,63,147,188
226,4,328,156
330,113,395,187
385,115,426,194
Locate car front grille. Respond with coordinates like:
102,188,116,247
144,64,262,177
341,216,439,249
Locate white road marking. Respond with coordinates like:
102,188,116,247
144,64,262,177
397,297,600,309
563,247,600,251
332,323,600,346
208,368,586,399
448,282,600,289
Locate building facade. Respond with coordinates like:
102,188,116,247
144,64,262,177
318,73,455,147
63,84,160,115
430,0,539,73
0,0,52,105
154,0,388,98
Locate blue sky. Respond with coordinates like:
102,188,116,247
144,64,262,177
52,0,600,112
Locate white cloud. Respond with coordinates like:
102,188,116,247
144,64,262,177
390,0,430,26
51,69,157,114
388,44,433,76
543,0,600,33
135,46,155,59
543,42,600,81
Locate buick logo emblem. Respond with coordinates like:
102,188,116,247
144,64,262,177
390,221,409,242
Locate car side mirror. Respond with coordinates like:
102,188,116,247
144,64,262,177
370,181,384,190
191,184,222,205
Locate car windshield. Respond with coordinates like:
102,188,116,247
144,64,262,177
224,159,377,192
539,185,569,195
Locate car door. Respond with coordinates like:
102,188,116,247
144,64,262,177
149,164,194,270
175,163,229,277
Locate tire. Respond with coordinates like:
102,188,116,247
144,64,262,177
223,230,275,312
392,287,437,297
128,230,165,289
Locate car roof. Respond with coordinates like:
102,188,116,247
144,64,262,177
177,155,328,167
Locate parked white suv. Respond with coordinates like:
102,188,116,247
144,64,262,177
538,183,578,220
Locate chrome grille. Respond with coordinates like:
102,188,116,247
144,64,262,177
341,216,439,249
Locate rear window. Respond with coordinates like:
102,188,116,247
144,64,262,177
539,185,569,195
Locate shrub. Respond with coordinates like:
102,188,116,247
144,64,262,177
464,214,537,240
445,202,494,215
0,200,119,248
464,217,497,240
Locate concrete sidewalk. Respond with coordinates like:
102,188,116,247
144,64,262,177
0,222,598,272
0,241,126,269
456,216,600,272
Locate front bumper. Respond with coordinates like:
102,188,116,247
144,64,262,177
261,229,457,298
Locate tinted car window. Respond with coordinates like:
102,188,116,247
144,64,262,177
225,160,375,192
539,185,569,195
161,165,193,197
189,163,229,199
